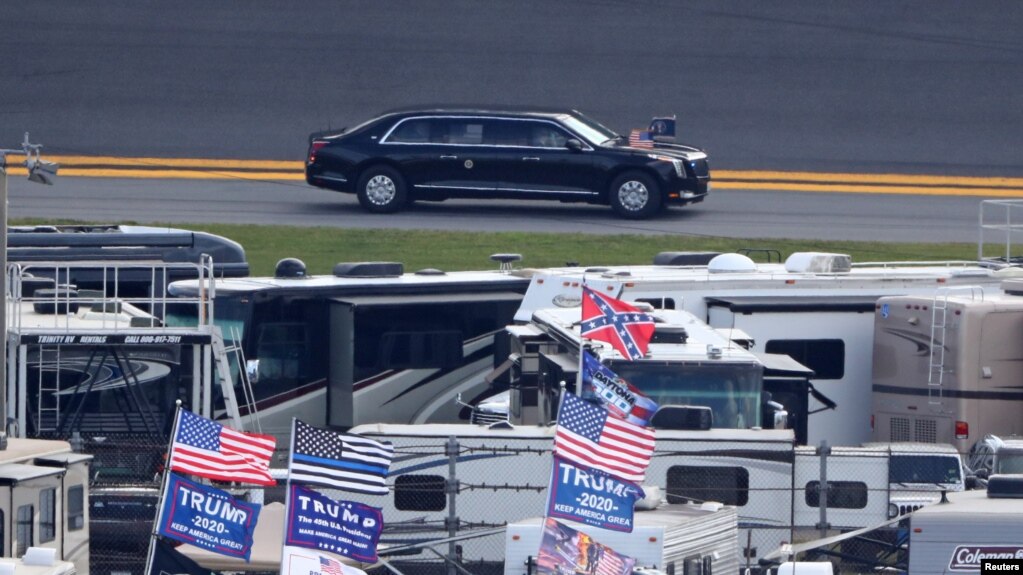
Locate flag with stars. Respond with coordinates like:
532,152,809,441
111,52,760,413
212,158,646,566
281,546,369,575
170,408,276,486
580,286,655,360
290,420,394,495
285,484,383,562
554,393,655,483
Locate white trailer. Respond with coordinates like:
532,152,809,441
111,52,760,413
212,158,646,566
504,503,739,575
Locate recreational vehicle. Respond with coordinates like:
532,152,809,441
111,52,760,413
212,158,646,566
512,251,1010,445
871,281,1023,453
166,256,533,436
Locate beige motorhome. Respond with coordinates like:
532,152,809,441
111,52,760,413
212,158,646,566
0,438,91,573
871,281,1023,453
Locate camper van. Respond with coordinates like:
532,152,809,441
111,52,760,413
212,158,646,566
871,281,1023,453
167,257,533,436
512,251,1009,446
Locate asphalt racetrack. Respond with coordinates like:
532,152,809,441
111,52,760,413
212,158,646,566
2,1,1022,242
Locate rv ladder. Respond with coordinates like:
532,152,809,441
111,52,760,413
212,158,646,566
928,286,985,406
211,327,245,432
35,346,63,432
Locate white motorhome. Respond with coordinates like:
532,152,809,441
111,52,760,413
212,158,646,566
513,251,1011,446
871,281,1023,453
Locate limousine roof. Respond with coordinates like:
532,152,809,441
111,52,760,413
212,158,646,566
377,105,581,119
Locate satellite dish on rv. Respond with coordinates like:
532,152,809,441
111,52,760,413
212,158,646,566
708,253,756,273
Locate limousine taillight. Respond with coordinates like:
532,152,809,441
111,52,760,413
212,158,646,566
308,140,328,163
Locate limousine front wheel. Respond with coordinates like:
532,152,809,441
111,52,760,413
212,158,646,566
610,172,661,219
357,166,407,213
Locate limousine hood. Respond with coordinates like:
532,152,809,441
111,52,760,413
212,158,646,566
618,141,708,161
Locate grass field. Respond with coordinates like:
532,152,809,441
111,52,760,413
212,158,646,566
13,219,980,277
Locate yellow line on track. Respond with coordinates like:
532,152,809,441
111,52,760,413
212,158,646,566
6,156,1023,197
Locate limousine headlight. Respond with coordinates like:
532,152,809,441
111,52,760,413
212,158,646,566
648,154,687,178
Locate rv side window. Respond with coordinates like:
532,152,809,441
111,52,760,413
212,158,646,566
765,339,845,379
394,475,446,511
256,322,307,381
68,485,85,531
16,504,33,556
666,466,749,506
682,556,703,575
378,330,463,369
40,488,56,543
804,480,868,509
889,455,962,484
635,297,676,310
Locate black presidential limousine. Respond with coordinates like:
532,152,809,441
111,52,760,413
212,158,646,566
305,107,710,219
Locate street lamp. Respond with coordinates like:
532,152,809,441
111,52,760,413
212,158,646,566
0,133,59,449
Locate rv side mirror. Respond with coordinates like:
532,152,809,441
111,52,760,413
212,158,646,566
768,401,788,430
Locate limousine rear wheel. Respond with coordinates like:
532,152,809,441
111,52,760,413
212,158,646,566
610,171,661,219
357,166,407,213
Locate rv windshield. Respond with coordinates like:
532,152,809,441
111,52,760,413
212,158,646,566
608,361,762,428
164,298,250,345
996,452,1023,474
889,455,962,485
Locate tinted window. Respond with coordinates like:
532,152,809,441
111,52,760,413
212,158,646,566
388,119,432,143
765,339,845,380
394,475,446,511
525,122,570,148
804,480,868,508
890,455,962,484
484,120,530,146
435,118,485,145
40,488,56,543
17,504,33,556
667,465,749,506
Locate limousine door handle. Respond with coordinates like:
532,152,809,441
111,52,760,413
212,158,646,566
522,157,541,161
440,155,459,160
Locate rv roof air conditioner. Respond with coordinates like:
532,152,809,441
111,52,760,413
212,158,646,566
415,268,446,276
32,287,78,315
708,253,757,273
784,252,852,274
650,405,713,430
274,258,307,278
333,262,403,278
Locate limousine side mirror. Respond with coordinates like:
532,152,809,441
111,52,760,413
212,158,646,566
565,139,583,152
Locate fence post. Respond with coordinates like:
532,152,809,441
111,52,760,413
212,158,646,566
819,439,830,538
446,435,460,575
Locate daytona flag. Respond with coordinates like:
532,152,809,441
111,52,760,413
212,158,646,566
581,286,655,360
581,351,658,427
554,393,655,483
170,409,276,486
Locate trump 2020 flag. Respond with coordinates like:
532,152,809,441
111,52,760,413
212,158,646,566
581,351,658,427
290,420,394,495
170,408,276,486
157,473,261,561
581,286,655,361
554,392,655,483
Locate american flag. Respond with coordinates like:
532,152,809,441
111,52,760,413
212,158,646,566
628,129,654,148
170,409,276,486
320,556,344,575
554,393,655,483
290,420,394,495
580,286,655,360
595,545,635,575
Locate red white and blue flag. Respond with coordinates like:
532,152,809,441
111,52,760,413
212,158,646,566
581,286,655,360
170,409,276,486
628,129,654,148
581,351,659,427
554,392,655,483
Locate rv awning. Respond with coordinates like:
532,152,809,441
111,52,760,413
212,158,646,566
705,295,879,313
754,352,815,377
330,291,524,307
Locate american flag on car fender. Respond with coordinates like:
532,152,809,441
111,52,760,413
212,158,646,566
554,393,655,483
628,129,654,148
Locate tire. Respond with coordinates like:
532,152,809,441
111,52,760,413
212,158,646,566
357,165,407,213
609,171,661,219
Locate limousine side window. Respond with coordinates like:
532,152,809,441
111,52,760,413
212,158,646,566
440,119,485,145
388,119,432,143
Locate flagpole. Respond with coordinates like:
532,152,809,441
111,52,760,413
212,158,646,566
280,417,298,575
577,278,588,397
143,401,184,575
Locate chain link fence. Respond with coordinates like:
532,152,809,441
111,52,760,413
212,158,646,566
71,433,969,575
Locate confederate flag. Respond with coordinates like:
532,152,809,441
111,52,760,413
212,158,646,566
580,286,655,360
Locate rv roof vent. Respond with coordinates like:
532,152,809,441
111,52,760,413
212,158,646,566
275,258,307,278
784,252,852,273
708,253,757,273
415,268,446,276
987,474,1023,499
1001,278,1023,296
602,270,632,278
333,262,404,278
584,267,611,273
653,251,721,266
32,287,79,315
489,253,522,265
650,405,713,430
651,326,688,344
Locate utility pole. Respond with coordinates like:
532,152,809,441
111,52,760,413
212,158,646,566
0,133,59,449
